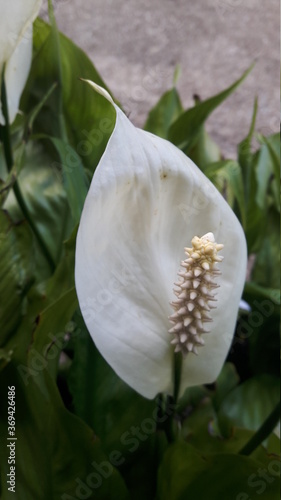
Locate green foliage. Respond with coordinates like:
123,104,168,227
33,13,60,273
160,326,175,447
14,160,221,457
0,9,279,500
157,441,279,500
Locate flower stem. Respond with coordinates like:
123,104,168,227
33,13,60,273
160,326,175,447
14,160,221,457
173,351,182,403
164,395,176,443
0,67,56,272
161,353,183,443
238,401,280,456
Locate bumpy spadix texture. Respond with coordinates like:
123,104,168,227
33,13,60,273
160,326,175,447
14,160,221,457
169,232,223,355
75,81,247,400
0,0,42,124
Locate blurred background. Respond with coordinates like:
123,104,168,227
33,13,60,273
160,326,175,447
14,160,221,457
40,0,279,158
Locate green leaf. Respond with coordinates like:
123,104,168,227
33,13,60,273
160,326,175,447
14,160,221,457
0,367,129,500
47,137,89,223
219,375,280,435
176,385,209,415
187,126,221,170
242,151,266,252
238,97,258,176
212,362,240,411
4,140,73,277
22,18,116,173
157,441,280,500
0,347,13,371
23,82,58,141
255,135,280,211
168,65,253,149
0,143,25,207
180,393,278,457
259,134,280,212
244,281,280,306
204,160,246,227
68,317,163,498
0,222,129,498
251,207,280,290
68,318,156,459
0,211,34,346
144,87,183,138
28,288,78,382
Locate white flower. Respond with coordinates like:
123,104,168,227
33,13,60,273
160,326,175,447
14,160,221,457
75,82,247,400
0,0,42,125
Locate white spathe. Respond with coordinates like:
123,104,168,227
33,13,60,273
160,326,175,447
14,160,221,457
0,0,42,124
75,81,247,400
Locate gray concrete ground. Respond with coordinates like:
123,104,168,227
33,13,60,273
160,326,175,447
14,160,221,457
42,0,279,158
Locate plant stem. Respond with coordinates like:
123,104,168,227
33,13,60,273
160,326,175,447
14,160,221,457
161,352,183,443
0,68,13,169
173,351,182,404
164,395,176,443
239,401,280,456
0,67,56,272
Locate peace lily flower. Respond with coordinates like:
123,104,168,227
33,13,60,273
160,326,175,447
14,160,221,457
0,0,42,124
75,81,247,400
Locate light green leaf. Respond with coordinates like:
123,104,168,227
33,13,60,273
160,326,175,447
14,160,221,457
144,87,183,138
204,160,246,227
187,126,221,170
168,65,253,149
48,137,89,223
219,375,280,434
255,136,280,211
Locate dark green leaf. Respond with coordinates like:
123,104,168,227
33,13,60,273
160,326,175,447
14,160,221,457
244,281,280,306
0,211,34,346
68,319,156,460
157,441,280,500
0,347,13,371
28,287,78,382
0,366,129,500
4,140,73,277
213,362,240,411
22,19,116,173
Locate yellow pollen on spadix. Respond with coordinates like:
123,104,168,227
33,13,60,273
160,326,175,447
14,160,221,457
169,232,224,356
